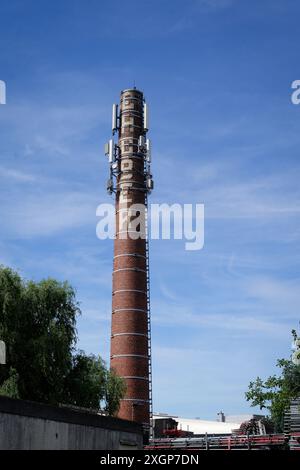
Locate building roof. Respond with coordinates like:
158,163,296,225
153,415,239,435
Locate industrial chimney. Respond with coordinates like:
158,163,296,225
105,88,153,432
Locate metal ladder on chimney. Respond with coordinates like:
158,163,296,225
144,195,153,439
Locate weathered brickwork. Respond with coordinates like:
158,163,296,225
110,89,150,425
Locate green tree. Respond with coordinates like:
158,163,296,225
0,266,126,414
65,352,107,409
104,368,127,416
0,368,19,399
246,330,300,432
0,266,79,404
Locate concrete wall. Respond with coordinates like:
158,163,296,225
0,396,143,450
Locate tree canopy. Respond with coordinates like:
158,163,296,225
0,266,125,415
245,329,300,432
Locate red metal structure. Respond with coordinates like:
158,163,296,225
146,434,288,450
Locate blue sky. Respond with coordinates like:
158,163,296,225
1,0,300,420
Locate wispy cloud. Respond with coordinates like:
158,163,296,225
1,189,97,237
246,277,300,312
152,301,289,338
0,166,36,182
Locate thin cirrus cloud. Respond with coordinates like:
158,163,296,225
151,300,290,337
153,154,300,222
0,165,36,182
1,189,97,238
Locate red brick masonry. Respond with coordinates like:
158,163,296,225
110,88,150,425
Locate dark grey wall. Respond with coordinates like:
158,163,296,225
0,396,143,450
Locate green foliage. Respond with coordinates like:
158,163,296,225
65,352,107,409
0,266,79,404
0,367,19,399
0,266,126,414
104,368,127,416
246,331,300,432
